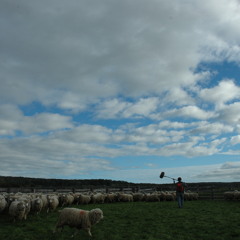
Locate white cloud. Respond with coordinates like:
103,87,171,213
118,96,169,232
199,80,240,108
217,102,240,124
193,161,240,181
230,135,240,145
1,0,240,107
190,122,234,135
122,98,159,118
1,0,240,182
20,113,74,134
92,161,240,183
164,106,216,120
164,88,195,106
96,97,159,119
0,104,73,136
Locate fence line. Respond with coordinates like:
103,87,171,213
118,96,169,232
0,185,233,200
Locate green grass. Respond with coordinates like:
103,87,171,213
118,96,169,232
1,201,240,240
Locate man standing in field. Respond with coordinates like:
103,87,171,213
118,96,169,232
175,177,185,208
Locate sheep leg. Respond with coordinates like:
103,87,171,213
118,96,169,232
53,223,64,233
86,228,92,237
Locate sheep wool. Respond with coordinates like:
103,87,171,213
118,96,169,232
9,201,26,221
47,195,59,213
54,207,103,237
0,195,7,213
31,198,43,214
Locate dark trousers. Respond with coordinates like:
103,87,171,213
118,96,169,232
176,192,184,208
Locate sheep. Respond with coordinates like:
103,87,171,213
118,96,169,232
105,193,118,203
165,192,175,201
189,192,198,200
54,208,103,237
77,194,91,205
233,190,240,200
144,193,160,202
72,193,81,204
91,193,105,204
9,200,27,221
117,193,133,202
47,195,59,213
31,197,43,214
132,193,144,202
158,192,167,201
40,194,49,210
224,191,235,200
0,195,7,213
59,193,74,207
18,196,31,220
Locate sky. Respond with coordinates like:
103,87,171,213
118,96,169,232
1,0,240,184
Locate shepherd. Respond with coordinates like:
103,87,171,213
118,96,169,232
174,177,186,208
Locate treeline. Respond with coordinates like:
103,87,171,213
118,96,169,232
0,176,154,189
0,175,240,191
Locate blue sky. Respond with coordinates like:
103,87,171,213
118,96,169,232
1,0,240,183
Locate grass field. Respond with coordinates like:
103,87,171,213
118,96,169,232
0,200,240,240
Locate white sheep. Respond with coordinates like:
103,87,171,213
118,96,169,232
18,197,31,220
9,200,27,221
91,193,105,204
54,207,103,237
144,193,160,202
234,190,240,200
47,195,59,213
117,193,133,202
132,193,144,202
224,191,235,200
77,194,91,205
40,194,49,210
0,195,7,213
59,193,74,207
105,193,117,203
165,192,175,201
31,197,43,214
158,192,167,201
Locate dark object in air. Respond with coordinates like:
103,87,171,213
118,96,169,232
159,172,176,181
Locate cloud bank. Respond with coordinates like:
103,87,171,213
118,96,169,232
0,0,240,182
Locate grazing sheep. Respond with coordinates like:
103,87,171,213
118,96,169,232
0,195,7,213
233,190,240,200
144,193,159,202
165,192,175,201
132,193,144,202
59,193,74,207
18,197,31,220
224,191,235,200
31,198,43,214
47,195,59,213
117,193,133,202
158,192,166,201
39,194,49,210
54,208,103,237
77,194,91,205
104,193,117,203
9,200,27,221
91,193,105,204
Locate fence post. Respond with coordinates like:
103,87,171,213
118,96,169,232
211,186,214,200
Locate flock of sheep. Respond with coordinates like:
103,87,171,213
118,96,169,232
224,190,240,201
0,190,199,221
